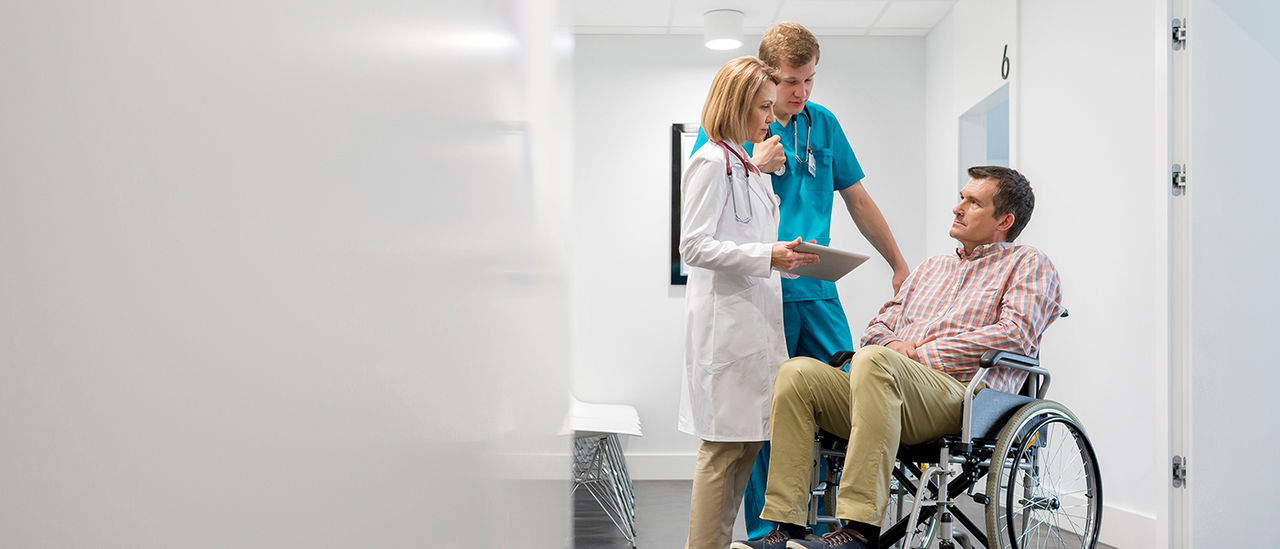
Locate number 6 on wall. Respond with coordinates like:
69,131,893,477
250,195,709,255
1002,44,1010,80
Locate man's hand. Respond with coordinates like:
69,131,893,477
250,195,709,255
886,336,935,362
771,238,820,271
885,340,919,361
752,135,785,173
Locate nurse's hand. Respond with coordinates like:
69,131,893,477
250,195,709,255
771,238,820,271
891,265,909,294
752,135,785,174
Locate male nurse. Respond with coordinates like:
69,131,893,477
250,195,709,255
693,22,910,540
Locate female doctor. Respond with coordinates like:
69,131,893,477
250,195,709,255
678,56,820,549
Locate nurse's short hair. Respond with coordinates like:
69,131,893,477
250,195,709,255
759,22,820,69
701,56,779,144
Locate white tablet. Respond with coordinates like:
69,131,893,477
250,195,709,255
786,243,870,282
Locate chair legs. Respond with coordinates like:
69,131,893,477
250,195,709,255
573,433,637,547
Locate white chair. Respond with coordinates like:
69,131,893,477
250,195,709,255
568,396,643,547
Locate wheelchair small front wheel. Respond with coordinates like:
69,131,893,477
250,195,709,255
984,400,1103,549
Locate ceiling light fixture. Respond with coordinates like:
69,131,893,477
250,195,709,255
704,9,744,51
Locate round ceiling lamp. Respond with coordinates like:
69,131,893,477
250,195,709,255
704,9,744,50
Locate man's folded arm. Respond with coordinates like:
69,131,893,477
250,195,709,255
861,299,903,347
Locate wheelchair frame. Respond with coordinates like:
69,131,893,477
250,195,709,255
810,349,1103,549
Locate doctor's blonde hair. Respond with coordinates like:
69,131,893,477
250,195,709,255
701,56,778,144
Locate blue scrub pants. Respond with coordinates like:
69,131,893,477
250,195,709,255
743,298,853,539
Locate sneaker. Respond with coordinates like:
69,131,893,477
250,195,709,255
784,528,867,549
730,528,795,549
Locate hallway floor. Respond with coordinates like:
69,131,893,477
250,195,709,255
573,480,1116,548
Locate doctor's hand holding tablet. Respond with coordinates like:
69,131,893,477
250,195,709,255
786,241,870,282
772,238,869,282
771,237,819,279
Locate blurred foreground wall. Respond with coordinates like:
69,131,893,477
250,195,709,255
0,2,571,547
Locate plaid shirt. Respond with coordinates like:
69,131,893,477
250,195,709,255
861,242,1064,393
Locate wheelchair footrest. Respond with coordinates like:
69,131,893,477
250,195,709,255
811,481,828,496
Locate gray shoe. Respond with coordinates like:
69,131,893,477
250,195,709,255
729,528,795,549
784,528,867,549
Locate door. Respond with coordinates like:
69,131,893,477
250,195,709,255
1173,0,1280,545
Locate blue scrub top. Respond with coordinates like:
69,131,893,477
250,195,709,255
692,102,866,302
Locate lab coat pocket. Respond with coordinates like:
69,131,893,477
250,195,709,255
708,282,768,369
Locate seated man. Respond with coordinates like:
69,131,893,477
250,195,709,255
732,166,1065,549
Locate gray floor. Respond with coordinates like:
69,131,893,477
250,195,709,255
573,479,721,549
573,480,1116,549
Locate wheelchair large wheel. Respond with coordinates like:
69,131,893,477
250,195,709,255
985,400,1102,549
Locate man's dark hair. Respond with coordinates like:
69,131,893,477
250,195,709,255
968,166,1034,242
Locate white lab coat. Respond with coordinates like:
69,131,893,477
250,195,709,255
677,141,789,442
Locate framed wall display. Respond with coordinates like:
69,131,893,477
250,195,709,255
670,123,699,285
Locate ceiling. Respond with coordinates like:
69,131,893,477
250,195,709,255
571,0,958,37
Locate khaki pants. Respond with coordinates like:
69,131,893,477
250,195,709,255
686,439,763,549
760,345,967,526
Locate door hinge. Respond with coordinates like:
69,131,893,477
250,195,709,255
1172,18,1187,50
1172,164,1187,196
1173,455,1188,487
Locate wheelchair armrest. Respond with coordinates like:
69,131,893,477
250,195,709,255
962,349,1052,445
828,350,855,369
979,349,1038,369
977,349,1051,398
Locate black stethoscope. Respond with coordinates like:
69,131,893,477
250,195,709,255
773,107,814,177
717,141,761,224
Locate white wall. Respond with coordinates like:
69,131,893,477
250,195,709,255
571,34,926,478
926,1,1168,546
0,2,570,547
924,0,1016,254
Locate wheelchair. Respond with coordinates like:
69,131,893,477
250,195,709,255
806,348,1102,549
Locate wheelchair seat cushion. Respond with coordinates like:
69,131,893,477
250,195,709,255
894,390,1037,461
969,389,1037,441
